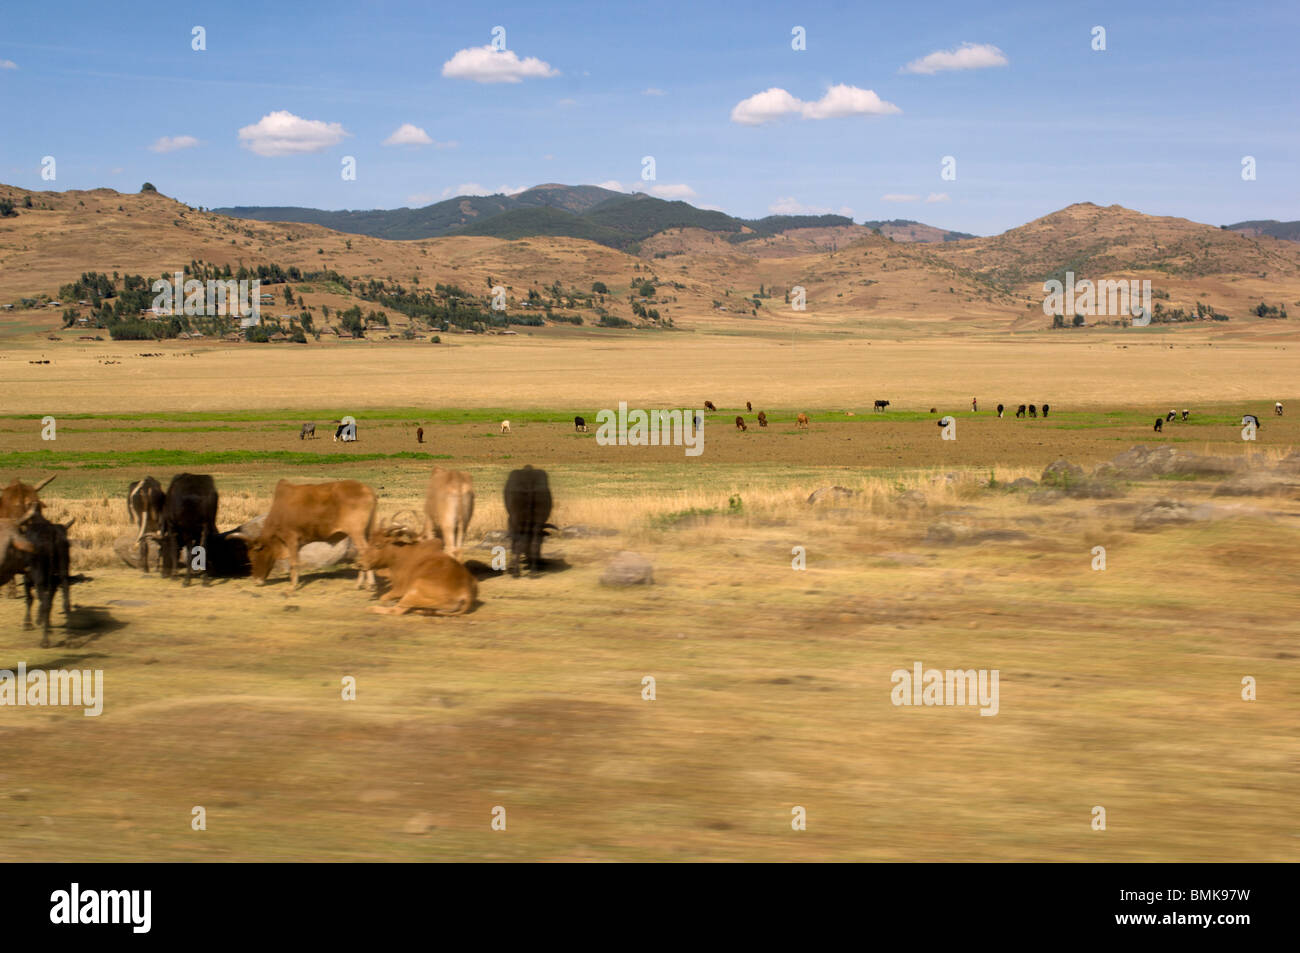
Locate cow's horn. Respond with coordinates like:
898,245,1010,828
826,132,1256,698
33,475,56,491
63,518,75,531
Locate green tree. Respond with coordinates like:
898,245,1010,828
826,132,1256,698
141,182,157,193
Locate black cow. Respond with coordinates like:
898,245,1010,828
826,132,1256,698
333,420,357,442
416,426,424,444
16,511,74,646
1242,414,1261,429
574,416,587,433
300,422,315,440
1042,404,1050,418
1181,409,1189,421
1166,410,1177,422
504,465,554,577
1029,405,1038,418
996,404,1004,418
127,476,166,573
874,400,890,412
1016,405,1026,418
159,473,218,586
1154,418,1163,432
1275,402,1284,416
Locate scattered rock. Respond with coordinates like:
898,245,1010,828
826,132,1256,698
600,551,654,586
112,535,160,570
1027,489,1064,505
894,489,928,508
402,812,437,835
1040,459,1084,487
1134,499,1198,530
807,486,855,504
559,524,618,538
1008,477,1038,490
1213,471,1300,497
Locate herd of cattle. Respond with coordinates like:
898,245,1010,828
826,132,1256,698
0,464,557,644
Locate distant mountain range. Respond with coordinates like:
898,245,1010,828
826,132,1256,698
1223,220,1300,242
215,184,975,249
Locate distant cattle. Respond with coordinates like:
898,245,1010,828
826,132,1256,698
1242,414,1261,429
796,413,810,429
1154,418,1163,432
997,404,1004,418
299,422,315,440
1166,410,1177,422
1029,405,1038,418
735,416,747,432
15,509,74,646
1275,402,1284,416
1181,409,1189,421
333,421,357,442
127,476,166,573
416,426,424,444
361,531,477,616
423,466,474,560
874,400,890,412
929,407,937,414
757,411,768,427
704,401,716,411
500,420,511,435
1016,405,1026,418
239,479,377,592
971,398,978,412
159,473,219,586
1042,404,1051,418
746,401,753,412
694,412,702,430
574,416,587,433
504,465,554,577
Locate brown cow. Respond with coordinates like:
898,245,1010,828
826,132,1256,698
704,401,716,411
1,477,53,597
735,415,747,432
239,479,377,591
757,411,768,427
361,532,476,616
796,413,810,429
423,466,474,559
746,401,752,412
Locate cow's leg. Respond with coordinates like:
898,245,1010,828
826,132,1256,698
369,603,413,615
22,577,34,629
508,535,522,577
199,525,211,586
61,545,71,620
39,584,53,647
288,541,301,592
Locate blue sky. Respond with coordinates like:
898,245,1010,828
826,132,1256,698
2,0,1296,235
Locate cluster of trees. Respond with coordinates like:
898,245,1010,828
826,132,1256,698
1254,301,1287,319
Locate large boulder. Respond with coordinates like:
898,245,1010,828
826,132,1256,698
600,551,654,586
807,486,855,505
1134,499,1199,530
1040,460,1085,487
112,535,160,570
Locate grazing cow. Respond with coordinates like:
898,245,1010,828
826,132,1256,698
874,400,890,412
971,397,978,412
1181,409,1189,421
15,509,74,646
299,422,315,440
735,416,747,432
574,416,587,433
997,404,1004,418
929,407,937,414
757,411,768,427
746,401,753,412
361,532,477,616
1042,404,1051,418
238,480,377,592
159,473,219,586
1165,409,1177,422
333,421,357,442
504,465,554,577
1242,414,1261,429
1016,405,1026,418
694,412,703,430
796,413,810,429
500,420,511,435
704,401,716,411
1154,418,1163,432
1275,402,1283,416
127,476,166,573
416,426,424,444
1029,405,1038,418
423,466,474,560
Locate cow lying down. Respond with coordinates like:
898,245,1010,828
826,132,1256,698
361,528,477,616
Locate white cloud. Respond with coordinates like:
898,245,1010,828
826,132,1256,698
149,135,200,153
441,46,559,83
769,197,854,217
237,110,349,156
406,192,440,206
597,180,628,192
924,192,950,203
556,98,577,107
882,194,920,203
383,123,433,146
441,183,527,198
0,60,17,70
649,183,696,200
643,87,666,96
731,84,900,125
730,87,805,125
901,42,1008,75
110,167,124,175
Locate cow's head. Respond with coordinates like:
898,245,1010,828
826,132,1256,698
1,476,54,519
243,534,285,583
